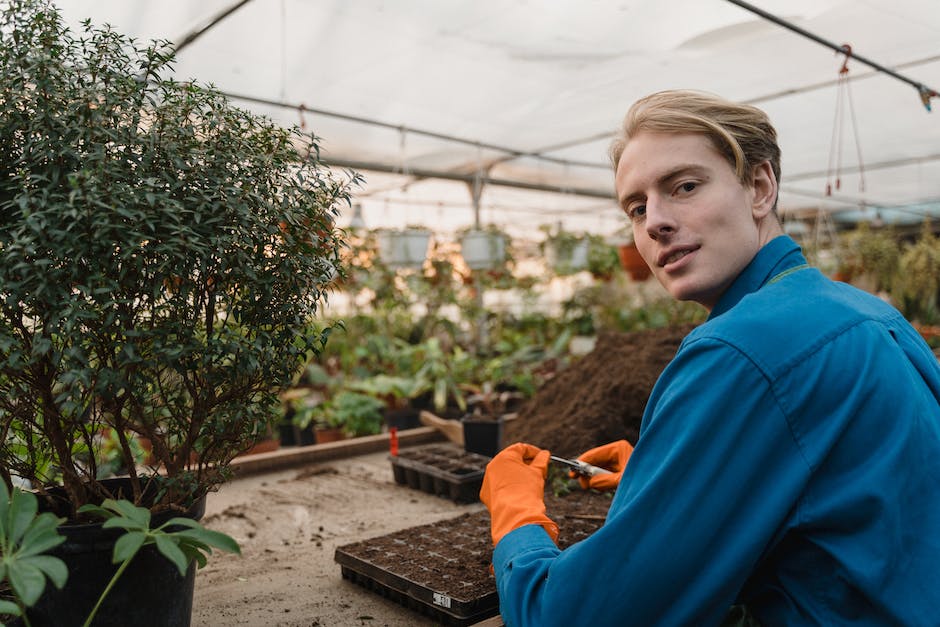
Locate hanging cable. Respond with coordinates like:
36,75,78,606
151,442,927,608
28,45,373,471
725,0,939,112
826,46,866,197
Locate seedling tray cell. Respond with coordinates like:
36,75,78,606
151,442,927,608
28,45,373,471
336,490,611,626
389,443,492,503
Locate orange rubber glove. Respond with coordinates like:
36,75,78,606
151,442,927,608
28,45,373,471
575,440,634,491
479,442,559,547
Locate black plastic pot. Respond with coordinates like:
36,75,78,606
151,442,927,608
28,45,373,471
383,407,421,431
24,478,206,627
278,421,316,446
462,415,503,458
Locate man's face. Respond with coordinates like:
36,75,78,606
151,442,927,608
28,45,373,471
614,131,778,310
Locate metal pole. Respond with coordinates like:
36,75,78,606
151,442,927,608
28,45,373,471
725,0,939,110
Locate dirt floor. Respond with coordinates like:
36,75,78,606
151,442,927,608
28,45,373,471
191,324,696,626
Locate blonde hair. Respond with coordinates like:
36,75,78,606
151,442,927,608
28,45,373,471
609,90,781,189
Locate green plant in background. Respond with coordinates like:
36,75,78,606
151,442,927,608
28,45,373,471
413,338,473,413
316,391,385,437
0,0,354,515
839,223,901,292
895,221,940,324
540,226,589,276
586,234,622,281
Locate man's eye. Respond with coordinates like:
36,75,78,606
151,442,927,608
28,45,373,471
626,205,646,221
678,181,697,193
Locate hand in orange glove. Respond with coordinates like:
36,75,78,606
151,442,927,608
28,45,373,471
479,442,559,547
575,440,634,491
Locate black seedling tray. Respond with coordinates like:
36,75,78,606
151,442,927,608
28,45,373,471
336,510,496,626
335,490,611,626
389,443,491,503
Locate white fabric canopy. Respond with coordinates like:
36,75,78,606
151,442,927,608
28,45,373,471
54,0,940,239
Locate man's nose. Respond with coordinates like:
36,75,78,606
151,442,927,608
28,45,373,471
644,195,676,240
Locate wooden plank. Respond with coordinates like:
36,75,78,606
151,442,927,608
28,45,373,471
228,427,446,477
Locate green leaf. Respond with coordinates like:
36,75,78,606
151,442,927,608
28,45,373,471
175,527,241,555
102,499,151,528
18,514,67,557
9,490,38,546
102,517,146,532
112,531,147,563
77,504,114,520
161,517,202,529
154,534,189,576
0,599,21,616
8,561,46,606
25,555,68,590
0,483,10,531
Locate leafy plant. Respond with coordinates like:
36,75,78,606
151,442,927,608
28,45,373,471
0,483,66,624
586,234,621,280
895,222,940,324
0,0,355,515
0,482,239,627
316,391,385,437
541,226,589,276
839,223,900,292
74,499,239,626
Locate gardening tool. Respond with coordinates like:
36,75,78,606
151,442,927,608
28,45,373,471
549,455,613,477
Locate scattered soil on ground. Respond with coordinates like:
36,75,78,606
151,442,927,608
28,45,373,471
505,324,697,457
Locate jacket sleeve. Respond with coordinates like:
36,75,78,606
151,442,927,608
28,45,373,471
491,337,811,626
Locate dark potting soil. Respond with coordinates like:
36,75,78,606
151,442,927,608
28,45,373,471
335,488,612,623
505,324,697,458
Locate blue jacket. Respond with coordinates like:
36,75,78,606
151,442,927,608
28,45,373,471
493,236,940,626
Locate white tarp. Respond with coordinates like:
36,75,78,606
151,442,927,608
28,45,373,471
52,0,940,239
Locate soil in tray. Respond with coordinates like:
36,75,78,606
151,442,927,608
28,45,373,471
336,487,613,615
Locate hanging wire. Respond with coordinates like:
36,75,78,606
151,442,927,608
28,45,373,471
826,45,866,197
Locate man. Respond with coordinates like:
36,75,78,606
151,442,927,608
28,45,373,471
480,90,940,626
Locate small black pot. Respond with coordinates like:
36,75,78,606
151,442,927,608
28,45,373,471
462,415,504,458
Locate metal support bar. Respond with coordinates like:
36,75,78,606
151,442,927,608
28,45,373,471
171,0,254,56
320,156,614,200
725,0,939,110
223,90,607,170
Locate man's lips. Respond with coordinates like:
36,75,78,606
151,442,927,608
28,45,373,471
657,246,697,268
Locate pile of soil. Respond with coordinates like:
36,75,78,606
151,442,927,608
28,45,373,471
505,324,697,458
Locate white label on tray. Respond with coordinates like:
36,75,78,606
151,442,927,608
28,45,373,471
432,592,452,608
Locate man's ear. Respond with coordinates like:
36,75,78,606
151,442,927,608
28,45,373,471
750,161,778,219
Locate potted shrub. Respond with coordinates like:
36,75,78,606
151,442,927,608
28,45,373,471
0,1,353,622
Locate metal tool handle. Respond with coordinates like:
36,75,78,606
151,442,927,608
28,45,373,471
549,455,613,477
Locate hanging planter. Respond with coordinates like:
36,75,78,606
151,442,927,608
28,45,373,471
544,235,590,276
376,227,432,270
618,242,652,281
459,228,507,271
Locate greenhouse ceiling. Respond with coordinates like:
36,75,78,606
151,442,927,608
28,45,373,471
54,0,940,240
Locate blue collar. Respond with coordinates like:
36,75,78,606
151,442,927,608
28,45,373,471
709,235,808,320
